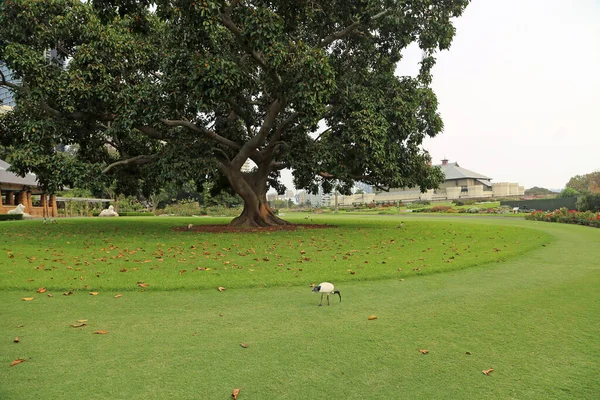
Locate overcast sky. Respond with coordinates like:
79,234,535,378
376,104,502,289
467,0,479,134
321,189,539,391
280,0,599,193
412,0,600,190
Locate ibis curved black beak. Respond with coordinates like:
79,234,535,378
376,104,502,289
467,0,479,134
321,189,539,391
333,290,342,302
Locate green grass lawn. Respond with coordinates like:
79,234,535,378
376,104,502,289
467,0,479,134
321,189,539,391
1,215,598,399
0,216,547,292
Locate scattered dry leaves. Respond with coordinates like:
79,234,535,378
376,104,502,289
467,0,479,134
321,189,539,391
14,337,20,343
89,292,99,296
22,297,34,301
482,368,494,376
10,359,26,367
232,388,241,399
217,286,226,292
419,349,429,355
367,315,377,320
70,323,87,328
114,294,123,298
36,287,47,293
240,342,248,348
63,291,73,296
137,282,150,288
93,330,109,335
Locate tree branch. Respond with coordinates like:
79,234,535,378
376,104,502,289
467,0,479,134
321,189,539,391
219,6,282,86
137,125,165,140
318,9,390,48
102,154,159,174
0,69,21,91
160,119,242,150
232,97,285,170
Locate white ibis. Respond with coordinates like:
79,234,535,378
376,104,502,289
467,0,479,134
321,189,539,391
312,282,342,306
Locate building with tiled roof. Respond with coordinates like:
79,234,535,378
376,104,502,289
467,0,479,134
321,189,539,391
0,159,58,217
338,159,524,206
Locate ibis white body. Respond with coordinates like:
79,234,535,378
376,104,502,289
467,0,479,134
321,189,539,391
312,282,342,306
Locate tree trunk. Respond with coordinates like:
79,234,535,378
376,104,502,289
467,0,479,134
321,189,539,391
223,163,289,227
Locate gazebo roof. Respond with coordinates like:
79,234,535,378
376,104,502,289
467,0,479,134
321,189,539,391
0,159,40,188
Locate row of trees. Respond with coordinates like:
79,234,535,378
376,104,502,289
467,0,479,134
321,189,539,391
0,0,470,226
565,172,600,195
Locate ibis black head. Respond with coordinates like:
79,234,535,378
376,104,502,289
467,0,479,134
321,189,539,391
312,285,321,293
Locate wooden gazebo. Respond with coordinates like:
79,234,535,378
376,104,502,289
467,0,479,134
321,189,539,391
0,159,58,217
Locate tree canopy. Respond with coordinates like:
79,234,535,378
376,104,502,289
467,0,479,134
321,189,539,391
566,172,600,195
0,0,470,226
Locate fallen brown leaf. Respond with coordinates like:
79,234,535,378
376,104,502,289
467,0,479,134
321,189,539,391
465,351,472,355
137,283,150,288
36,287,47,293
63,291,73,296
217,286,226,292
309,283,315,288
47,293,53,297
70,323,87,328
77,319,88,323
89,292,99,296
10,359,26,367
232,388,241,399
368,315,377,320
22,297,34,301
419,349,429,354
482,368,494,376
240,342,248,348
114,294,123,298
93,330,109,335
14,337,20,343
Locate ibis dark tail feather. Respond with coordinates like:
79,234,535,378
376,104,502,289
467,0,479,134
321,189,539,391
333,290,342,302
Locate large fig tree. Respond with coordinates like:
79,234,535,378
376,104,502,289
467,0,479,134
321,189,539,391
0,0,469,226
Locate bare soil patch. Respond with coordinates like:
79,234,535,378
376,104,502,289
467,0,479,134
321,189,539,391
173,223,337,233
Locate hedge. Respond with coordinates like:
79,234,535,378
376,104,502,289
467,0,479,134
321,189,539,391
0,214,23,221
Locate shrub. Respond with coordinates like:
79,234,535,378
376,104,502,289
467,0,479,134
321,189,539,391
525,208,600,228
467,207,481,213
452,199,476,206
407,200,430,209
577,194,600,212
162,199,202,216
118,212,154,217
205,206,242,217
0,214,23,221
431,205,453,213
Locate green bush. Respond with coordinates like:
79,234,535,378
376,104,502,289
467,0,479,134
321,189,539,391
407,200,430,209
0,214,23,221
577,194,600,212
162,199,202,216
452,199,476,206
118,212,154,217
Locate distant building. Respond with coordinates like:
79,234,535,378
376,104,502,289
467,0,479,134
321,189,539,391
0,159,58,217
339,159,524,206
0,64,19,107
354,182,374,194
1,50,64,107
